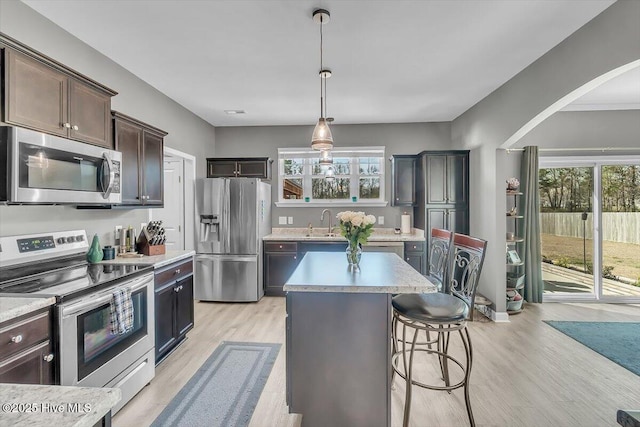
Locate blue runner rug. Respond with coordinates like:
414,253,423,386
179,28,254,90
544,321,640,376
151,341,281,427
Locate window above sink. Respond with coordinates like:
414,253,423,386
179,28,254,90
275,147,387,207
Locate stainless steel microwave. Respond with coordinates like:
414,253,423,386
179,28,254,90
0,126,122,205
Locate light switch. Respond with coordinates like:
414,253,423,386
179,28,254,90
378,216,384,225
279,216,287,225
287,216,294,225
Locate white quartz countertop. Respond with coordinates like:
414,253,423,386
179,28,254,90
0,383,120,427
264,227,425,242
0,296,56,324
284,252,436,294
100,249,195,268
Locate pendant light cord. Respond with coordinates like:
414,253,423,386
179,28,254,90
319,15,324,119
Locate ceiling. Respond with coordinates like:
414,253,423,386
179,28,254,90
23,0,618,127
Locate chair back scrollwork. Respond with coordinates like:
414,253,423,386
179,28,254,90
428,228,452,290
449,233,487,314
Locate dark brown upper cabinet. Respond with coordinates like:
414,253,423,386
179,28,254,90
113,111,167,207
207,157,272,179
391,155,416,206
2,45,116,148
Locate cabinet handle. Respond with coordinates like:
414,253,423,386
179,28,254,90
72,125,79,131
174,287,180,293
279,245,283,249
175,269,181,275
180,285,184,291
43,354,54,363
406,258,410,261
63,123,71,128
293,256,297,260
396,198,399,201
10,335,23,344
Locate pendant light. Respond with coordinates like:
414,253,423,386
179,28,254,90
319,148,333,166
311,9,333,151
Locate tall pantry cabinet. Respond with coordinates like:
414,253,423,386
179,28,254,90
414,151,470,270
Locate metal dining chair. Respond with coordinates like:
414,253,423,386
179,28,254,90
391,233,487,427
426,228,453,292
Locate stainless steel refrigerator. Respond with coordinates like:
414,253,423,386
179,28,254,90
195,178,271,302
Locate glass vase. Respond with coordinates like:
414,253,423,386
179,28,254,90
346,242,362,271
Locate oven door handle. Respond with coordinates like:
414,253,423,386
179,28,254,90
61,274,152,317
100,153,116,200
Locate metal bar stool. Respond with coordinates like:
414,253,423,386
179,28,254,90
391,233,487,427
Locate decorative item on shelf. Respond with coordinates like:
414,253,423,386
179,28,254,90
506,231,515,240
337,211,376,271
506,289,523,311
103,246,115,260
138,220,166,256
86,234,104,264
506,177,520,191
507,249,522,264
507,206,518,216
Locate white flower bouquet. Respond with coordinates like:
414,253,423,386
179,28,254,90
336,211,376,246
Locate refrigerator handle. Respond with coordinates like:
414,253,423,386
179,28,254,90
223,179,231,253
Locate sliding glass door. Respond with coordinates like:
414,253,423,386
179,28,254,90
540,157,640,302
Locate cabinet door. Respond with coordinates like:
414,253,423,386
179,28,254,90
447,154,468,205
391,156,416,206
114,119,143,205
404,253,423,274
175,276,194,337
143,132,164,206
426,155,447,204
154,281,176,360
0,340,54,385
68,79,112,148
447,207,469,235
207,160,238,178
237,160,269,178
264,252,299,296
5,49,68,137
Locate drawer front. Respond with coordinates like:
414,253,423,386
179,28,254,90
155,258,194,288
404,241,424,252
265,242,298,252
0,311,50,360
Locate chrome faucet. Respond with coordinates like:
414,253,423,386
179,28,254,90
320,209,333,235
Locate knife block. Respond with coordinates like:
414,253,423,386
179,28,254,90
137,231,166,256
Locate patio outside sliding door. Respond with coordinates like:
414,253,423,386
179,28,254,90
540,156,640,303
539,164,595,298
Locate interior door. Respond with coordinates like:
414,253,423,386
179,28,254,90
152,157,184,250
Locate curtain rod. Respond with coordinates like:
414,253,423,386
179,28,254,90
505,147,640,153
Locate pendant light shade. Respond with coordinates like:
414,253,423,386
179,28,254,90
312,119,333,151
325,166,335,182
311,9,334,151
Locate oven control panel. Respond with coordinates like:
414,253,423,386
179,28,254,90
0,230,89,267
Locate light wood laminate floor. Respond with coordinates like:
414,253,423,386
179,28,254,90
114,298,640,427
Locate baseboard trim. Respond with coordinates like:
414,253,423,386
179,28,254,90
476,304,510,322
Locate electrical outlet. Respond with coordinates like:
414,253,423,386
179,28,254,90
287,216,294,225
279,216,287,225
115,225,122,234
378,216,384,225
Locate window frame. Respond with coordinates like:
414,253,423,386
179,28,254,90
276,147,388,207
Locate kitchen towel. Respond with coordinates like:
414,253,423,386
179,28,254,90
110,287,134,335
401,213,411,234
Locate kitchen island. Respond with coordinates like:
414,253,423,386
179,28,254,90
284,252,436,427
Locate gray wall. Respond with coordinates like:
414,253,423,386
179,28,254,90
451,0,640,314
214,122,452,229
514,110,640,153
0,0,216,245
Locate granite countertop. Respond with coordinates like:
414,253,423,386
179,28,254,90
0,383,120,427
264,227,425,242
100,249,195,268
284,252,437,294
0,296,56,324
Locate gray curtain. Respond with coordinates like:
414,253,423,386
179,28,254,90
521,146,543,303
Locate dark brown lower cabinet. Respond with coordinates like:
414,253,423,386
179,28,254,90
0,308,54,385
264,242,299,297
154,258,194,364
403,241,426,275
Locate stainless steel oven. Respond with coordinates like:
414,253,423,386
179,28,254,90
59,272,155,414
0,126,122,204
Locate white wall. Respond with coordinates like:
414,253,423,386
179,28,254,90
451,0,640,314
0,0,216,245
214,122,452,229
